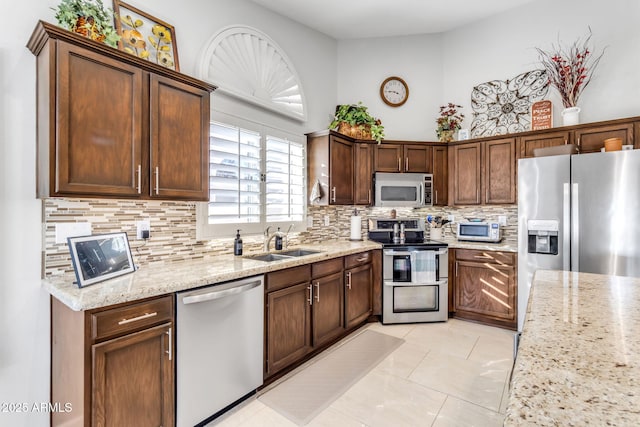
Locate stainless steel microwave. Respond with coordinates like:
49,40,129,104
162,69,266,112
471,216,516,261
457,221,502,242
374,172,432,207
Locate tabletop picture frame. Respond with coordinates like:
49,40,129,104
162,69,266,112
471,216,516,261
68,232,136,288
112,0,180,71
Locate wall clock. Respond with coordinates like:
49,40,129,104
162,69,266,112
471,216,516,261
380,76,409,107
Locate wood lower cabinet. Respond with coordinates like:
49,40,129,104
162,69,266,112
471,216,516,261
451,249,517,329
51,295,174,426
265,252,375,380
345,260,373,328
28,21,214,201
266,281,313,376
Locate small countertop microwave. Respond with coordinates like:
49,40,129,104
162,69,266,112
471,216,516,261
374,172,432,207
457,221,502,243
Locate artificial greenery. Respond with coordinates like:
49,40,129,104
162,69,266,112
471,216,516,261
329,102,385,143
52,0,120,48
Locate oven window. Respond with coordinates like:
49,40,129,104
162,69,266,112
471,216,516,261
380,185,417,201
393,285,439,312
392,255,411,282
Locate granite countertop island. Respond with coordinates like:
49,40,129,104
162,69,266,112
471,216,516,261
43,239,381,311
505,270,640,426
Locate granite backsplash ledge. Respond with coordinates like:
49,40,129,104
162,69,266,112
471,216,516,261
43,198,517,276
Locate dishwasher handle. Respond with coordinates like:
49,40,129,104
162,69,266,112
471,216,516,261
182,279,262,305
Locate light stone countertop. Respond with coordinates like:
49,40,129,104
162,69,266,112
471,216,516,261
505,270,640,426
42,239,382,311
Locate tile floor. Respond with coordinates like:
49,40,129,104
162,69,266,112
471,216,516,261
212,319,515,427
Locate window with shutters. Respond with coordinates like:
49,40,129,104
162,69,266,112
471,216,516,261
196,120,306,239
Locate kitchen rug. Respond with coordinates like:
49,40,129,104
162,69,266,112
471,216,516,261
258,329,403,425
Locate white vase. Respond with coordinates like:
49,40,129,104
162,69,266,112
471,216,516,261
562,106,581,126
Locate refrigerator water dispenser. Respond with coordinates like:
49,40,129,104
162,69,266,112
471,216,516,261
527,220,559,255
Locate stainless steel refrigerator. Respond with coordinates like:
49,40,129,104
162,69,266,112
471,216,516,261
517,149,640,331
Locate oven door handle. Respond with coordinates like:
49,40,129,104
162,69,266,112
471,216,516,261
384,279,447,287
383,250,413,256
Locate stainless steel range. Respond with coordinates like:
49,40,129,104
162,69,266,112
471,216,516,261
368,218,448,324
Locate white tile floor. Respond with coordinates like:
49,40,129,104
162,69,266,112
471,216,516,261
212,319,515,427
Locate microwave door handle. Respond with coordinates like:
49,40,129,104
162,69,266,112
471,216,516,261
419,183,424,205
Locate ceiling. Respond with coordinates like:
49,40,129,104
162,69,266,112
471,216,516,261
250,0,540,39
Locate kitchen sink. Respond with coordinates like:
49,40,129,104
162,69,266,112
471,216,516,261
279,249,322,257
243,253,293,262
243,249,323,262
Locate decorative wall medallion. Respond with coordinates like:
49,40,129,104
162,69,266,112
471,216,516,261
198,25,307,121
470,70,549,137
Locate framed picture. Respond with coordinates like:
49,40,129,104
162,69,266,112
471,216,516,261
112,1,180,71
458,128,470,140
68,232,136,288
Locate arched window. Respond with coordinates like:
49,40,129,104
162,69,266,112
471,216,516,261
198,25,307,122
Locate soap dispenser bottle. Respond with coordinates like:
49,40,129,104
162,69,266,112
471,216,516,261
275,227,283,250
234,229,243,256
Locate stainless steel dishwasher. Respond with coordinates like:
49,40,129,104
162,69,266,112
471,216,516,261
176,275,264,427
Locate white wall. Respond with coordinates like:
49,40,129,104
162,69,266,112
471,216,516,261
337,33,444,141
337,0,640,139
0,1,336,425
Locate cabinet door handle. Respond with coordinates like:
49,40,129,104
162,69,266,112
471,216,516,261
564,139,568,145
331,187,336,202
118,311,157,325
368,189,371,204
154,166,160,195
405,157,409,171
477,189,480,203
356,255,369,262
307,284,313,306
315,282,320,302
435,190,438,204
397,158,401,171
455,262,458,277
165,327,172,361
346,272,352,289
136,164,141,194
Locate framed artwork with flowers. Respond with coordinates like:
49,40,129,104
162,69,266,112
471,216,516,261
112,1,179,71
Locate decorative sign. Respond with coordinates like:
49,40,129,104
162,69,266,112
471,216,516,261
531,100,553,130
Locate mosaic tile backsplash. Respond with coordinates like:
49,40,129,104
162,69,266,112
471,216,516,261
43,198,517,276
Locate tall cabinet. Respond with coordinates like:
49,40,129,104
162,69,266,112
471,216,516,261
27,21,215,201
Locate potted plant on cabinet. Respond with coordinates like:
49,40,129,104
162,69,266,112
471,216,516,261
436,103,464,142
329,102,385,143
52,0,120,48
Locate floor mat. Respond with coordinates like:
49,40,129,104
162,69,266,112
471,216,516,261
259,329,404,425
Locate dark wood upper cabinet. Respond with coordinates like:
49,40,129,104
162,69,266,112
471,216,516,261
354,143,373,205
432,145,448,206
28,21,215,201
574,122,633,153
517,131,571,158
307,131,355,205
484,138,516,204
450,142,482,205
374,143,432,173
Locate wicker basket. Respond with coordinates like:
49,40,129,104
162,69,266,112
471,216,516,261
74,16,106,43
337,122,372,140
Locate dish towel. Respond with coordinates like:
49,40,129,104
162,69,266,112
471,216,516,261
309,178,322,204
411,251,436,284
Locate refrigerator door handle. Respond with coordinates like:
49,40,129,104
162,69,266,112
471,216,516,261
571,182,580,272
563,183,571,271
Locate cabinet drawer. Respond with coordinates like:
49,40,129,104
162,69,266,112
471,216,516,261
91,295,173,342
455,249,515,266
312,258,343,278
266,265,311,292
344,251,372,269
